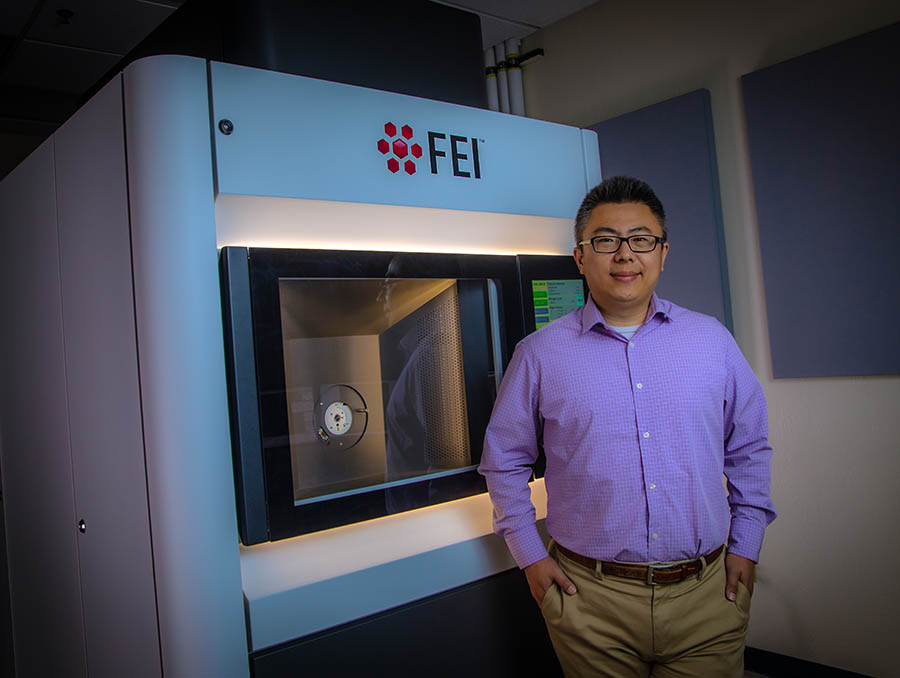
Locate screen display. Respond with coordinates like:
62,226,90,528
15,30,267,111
531,279,585,329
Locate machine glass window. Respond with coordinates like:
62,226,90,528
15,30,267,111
278,277,503,507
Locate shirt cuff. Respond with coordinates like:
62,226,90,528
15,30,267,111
727,515,768,563
504,524,549,569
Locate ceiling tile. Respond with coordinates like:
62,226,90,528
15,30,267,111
27,0,177,55
0,1,35,38
445,0,600,29
480,16,534,51
0,40,119,94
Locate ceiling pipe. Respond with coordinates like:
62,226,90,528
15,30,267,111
484,46,499,111
494,40,510,114
504,37,524,116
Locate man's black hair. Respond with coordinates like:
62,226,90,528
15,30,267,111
574,176,667,245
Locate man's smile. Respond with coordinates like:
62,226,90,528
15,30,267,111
611,271,641,282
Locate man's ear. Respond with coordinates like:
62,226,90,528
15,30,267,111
573,245,585,274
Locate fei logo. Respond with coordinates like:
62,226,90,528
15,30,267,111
377,122,422,175
377,121,482,179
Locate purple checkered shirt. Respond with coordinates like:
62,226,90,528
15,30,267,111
479,294,776,569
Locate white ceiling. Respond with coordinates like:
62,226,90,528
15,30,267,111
440,0,600,48
0,0,597,177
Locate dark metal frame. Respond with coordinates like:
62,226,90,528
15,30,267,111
220,246,525,545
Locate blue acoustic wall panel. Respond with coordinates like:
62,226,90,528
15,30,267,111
588,90,732,329
742,22,900,378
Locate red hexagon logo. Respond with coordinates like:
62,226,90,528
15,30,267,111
392,139,408,158
379,122,417,175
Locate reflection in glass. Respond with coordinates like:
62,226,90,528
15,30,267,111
278,277,500,508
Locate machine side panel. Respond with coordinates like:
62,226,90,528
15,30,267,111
123,55,249,678
0,141,88,676
54,74,162,677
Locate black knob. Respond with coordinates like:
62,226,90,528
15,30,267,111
78,519,86,533
218,119,234,135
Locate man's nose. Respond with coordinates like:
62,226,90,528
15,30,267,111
614,243,634,261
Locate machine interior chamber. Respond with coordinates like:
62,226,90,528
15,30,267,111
277,276,504,505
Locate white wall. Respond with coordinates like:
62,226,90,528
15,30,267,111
521,2,900,676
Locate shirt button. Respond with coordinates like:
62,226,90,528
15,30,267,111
652,533,659,540
636,383,643,389
649,483,656,490
643,432,650,438
629,341,636,348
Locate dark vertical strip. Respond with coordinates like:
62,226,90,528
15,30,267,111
51,129,92,678
700,89,733,333
206,60,220,197
120,74,165,675
456,280,492,464
220,248,269,545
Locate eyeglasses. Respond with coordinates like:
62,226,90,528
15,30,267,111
577,234,667,254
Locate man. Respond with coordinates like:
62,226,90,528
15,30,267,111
479,176,776,677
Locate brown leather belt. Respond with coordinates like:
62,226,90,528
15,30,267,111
555,543,725,585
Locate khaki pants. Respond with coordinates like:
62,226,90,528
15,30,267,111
540,542,750,678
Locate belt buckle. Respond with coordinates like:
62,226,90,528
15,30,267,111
646,563,663,586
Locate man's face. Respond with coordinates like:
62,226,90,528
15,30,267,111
573,201,669,320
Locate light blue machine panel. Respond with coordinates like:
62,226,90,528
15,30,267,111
209,62,600,218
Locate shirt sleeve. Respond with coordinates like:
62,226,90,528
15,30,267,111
478,342,548,569
722,332,777,562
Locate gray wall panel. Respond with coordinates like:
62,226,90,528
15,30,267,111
0,141,88,676
588,89,732,329
54,75,162,677
742,22,900,377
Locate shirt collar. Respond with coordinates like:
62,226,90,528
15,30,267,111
580,293,674,334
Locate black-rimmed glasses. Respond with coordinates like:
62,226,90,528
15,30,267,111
577,234,667,254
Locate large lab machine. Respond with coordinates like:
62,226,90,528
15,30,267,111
0,55,599,677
